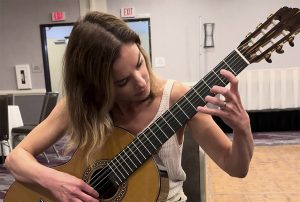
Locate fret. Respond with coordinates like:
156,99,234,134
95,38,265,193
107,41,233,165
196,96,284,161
207,72,225,89
176,97,197,119
147,128,162,145
169,109,182,126
161,116,175,133
184,96,197,111
191,87,205,103
212,69,227,86
136,136,151,155
157,116,178,138
185,90,205,109
132,141,146,160
111,159,125,180
202,79,212,89
107,164,122,183
124,149,137,168
163,110,183,130
222,59,237,76
154,122,169,139
115,157,129,176
235,49,250,65
175,103,189,119
119,154,133,172
144,131,158,149
128,146,142,164
193,84,210,104
226,52,248,75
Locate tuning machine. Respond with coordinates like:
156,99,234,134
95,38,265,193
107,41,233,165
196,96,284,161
264,53,272,63
267,13,274,19
256,23,263,29
245,32,252,38
275,44,284,54
288,36,295,47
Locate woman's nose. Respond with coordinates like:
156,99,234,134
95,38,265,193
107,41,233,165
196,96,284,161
133,71,146,88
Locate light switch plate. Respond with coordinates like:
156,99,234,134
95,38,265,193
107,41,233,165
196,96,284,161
15,64,32,89
154,57,166,68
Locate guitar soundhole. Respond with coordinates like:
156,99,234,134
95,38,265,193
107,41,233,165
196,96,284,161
91,169,118,199
82,160,127,202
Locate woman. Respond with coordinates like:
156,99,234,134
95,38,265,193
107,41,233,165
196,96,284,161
5,11,253,202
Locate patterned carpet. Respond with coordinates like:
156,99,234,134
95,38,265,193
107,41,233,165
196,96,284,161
0,136,72,201
0,131,300,201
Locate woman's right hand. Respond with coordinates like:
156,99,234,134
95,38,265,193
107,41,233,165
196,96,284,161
45,170,99,202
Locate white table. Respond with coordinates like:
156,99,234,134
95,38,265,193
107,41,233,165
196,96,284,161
0,105,23,156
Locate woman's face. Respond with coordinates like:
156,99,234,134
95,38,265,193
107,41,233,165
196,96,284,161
112,43,151,104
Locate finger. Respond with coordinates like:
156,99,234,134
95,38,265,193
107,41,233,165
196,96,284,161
77,191,99,202
80,182,99,199
197,106,226,117
210,86,231,99
220,69,239,93
205,95,226,108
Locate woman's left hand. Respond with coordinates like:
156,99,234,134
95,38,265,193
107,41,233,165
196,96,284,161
197,69,250,132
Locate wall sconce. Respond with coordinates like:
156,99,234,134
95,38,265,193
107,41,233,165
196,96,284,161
204,23,215,48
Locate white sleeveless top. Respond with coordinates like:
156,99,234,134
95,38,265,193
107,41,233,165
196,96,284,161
149,80,187,200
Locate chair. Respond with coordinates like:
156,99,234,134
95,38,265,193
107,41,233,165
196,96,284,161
0,95,12,163
11,92,60,163
182,129,203,202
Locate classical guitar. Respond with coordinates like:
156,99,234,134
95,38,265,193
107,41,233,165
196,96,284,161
4,6,300,202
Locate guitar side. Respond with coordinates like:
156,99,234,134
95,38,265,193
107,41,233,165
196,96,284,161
4,127,169,202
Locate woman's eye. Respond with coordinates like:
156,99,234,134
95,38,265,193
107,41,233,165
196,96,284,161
116,78,128,87
137,59,143,69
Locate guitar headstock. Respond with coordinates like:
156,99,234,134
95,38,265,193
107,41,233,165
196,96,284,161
238,7,300,63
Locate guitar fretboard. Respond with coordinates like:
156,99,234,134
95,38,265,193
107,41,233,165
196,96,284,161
91,49,249,189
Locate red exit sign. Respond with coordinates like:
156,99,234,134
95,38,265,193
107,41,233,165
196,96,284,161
120,7,135,18
51,11,66,21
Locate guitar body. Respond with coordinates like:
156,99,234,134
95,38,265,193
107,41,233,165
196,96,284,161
4,127,169,202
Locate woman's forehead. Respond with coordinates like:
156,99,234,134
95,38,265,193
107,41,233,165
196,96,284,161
114,44,139,66
112,44,139,76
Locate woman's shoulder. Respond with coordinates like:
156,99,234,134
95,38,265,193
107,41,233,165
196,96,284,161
47,97,69,126
169,80,191,105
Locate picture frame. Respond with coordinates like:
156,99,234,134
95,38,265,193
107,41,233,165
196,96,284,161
15,64,32,89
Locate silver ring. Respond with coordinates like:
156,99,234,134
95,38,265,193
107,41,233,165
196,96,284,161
220,101,226,110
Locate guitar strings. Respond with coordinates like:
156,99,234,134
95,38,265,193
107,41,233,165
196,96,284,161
90,47,248,195
89,44,249,193
89,42,250,196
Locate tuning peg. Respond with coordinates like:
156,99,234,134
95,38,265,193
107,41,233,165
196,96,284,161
265,53,272,63
245,32,252,38
288,37,295,47
276,44,284,54
267,13,273,19
256,23,262,29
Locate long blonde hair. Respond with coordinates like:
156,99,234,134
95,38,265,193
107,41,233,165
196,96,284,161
63,11,158,163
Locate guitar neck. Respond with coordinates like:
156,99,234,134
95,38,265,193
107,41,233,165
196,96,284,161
106,49,249,186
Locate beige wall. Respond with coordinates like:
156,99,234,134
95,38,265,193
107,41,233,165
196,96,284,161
108,0,300,83
1,0,300,92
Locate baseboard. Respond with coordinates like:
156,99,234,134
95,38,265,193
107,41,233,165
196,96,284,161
213,108,300,133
